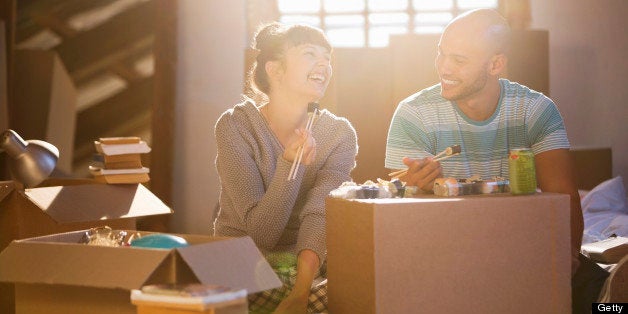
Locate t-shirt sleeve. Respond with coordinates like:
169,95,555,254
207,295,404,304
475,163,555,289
385,101,435,169
527,97,571,154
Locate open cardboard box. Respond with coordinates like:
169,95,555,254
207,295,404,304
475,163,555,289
0,230,281,314
0,179,173,314
326,192,572,314
0,180,173,250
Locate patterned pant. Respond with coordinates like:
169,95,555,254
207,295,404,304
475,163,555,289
248,264,327,313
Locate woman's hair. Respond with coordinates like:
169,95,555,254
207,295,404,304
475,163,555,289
246,22,331,101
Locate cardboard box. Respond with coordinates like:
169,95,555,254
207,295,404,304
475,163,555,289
0,180,173,314
0,181,172,250
326,193,572,314
0,230,281,314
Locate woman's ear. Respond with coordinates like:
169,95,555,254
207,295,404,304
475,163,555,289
265,60,283,81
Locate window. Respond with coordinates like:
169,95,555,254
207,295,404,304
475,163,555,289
278,0,498,47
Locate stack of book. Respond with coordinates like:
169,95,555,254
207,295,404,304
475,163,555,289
89,137,151,184
131,283,248,313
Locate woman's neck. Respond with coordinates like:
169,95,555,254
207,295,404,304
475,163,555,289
260,98,311,148
264,92,311,130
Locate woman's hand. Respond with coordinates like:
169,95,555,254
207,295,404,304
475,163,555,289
283,129,317,165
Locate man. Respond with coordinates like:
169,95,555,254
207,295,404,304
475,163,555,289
385,8,607,313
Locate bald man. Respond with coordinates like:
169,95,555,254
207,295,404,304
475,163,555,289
385,9,607,312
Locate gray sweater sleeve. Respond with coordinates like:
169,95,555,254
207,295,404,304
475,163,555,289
295,119,358,263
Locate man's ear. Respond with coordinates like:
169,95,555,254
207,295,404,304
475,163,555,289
489,53,507,76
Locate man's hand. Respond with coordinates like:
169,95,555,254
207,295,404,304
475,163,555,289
400,156,443,192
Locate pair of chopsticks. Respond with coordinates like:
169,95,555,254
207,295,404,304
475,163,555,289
388,145,461,179
288,103,319,181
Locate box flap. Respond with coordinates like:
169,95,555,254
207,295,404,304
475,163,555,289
177,236,281,294
0,235,171,290
22,183,172,223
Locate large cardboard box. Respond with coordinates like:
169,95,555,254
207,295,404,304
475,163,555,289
326,193,572,314
0,230,282,314
0,181,172,250
0,180,173,314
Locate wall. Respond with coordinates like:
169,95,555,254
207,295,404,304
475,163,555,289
530,0,628,184
172,0,246,234
172,1,627,234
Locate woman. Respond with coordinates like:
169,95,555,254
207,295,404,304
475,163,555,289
213,22,358,313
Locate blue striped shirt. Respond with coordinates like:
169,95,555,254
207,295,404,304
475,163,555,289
385,79,570,179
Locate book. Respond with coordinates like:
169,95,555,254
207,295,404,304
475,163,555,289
130,284,247,311
581,236,628,264
92,172,150,184
99,136,141,145
89,166,149,176
94,140,151,156
91,157,143,170
95,153,143,164
89,165,150,184
140,284,235,297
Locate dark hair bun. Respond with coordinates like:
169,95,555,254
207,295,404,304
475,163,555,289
253,22,283,51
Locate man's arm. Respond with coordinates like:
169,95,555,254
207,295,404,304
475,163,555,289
535,148,583,274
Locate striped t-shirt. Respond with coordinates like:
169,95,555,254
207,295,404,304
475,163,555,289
385,79,570,179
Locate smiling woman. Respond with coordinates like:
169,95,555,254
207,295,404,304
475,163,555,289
213,22,358,314
277,0,497,47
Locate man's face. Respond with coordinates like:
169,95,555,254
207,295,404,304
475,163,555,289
435,25,494,103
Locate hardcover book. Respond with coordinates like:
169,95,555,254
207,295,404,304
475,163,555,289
581,236,628,264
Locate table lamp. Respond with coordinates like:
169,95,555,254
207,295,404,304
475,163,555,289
0,129,59,188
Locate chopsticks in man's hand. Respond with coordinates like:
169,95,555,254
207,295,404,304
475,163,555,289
388,145,461,179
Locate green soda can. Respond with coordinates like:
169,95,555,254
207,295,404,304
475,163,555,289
508,148,537,194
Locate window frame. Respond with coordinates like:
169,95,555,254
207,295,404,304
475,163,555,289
278,0,499,47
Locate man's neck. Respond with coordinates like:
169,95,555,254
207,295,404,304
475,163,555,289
456,80,501,121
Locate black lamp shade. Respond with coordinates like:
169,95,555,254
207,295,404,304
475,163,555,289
1,129,59,188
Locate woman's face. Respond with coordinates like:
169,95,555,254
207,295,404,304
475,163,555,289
275,43,332,101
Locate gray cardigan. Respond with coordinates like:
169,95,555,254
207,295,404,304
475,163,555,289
213,100,358,264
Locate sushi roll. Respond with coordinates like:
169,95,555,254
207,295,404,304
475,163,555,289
433,178,460,196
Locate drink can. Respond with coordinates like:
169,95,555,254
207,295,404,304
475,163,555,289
508,148,537,195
